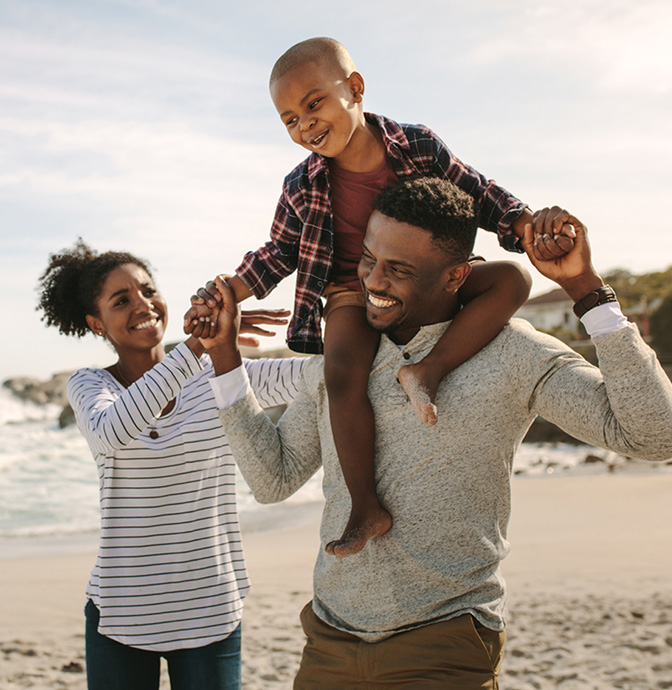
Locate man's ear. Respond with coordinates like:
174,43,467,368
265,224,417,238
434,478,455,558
348,71,365,102
443,262,472,294
86,314,104,337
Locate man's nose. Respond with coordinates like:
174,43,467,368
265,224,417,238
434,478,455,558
363,262,387,291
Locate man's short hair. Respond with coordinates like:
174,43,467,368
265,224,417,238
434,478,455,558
373,177,478,262
270,37,357,86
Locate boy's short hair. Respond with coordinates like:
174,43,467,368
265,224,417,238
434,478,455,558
270,37,357,86
373,178,478,263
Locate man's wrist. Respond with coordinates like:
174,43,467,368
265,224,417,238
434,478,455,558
185,336,205,357
557,271,604,303
572,285,618,319
207,341,243,376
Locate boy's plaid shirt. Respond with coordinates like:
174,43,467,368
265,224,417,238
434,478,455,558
235,113,526,354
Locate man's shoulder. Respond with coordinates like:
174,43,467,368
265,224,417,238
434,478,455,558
491,318,574,354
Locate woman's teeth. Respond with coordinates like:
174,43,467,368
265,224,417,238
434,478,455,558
133,319,158,330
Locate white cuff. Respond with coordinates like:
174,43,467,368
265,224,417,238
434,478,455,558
581,302,629,338
209,365,252,408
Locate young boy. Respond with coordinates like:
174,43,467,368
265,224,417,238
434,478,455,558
187,37,574,558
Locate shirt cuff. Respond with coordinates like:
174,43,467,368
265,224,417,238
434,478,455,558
209,365,252,408
581,302,629,338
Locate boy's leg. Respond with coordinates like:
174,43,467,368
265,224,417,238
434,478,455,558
85,599,160,690
165,624,242,690
323,303,391,557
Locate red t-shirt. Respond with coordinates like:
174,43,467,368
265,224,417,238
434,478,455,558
328,156,398,291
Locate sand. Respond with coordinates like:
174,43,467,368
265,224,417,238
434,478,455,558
2,473,672,689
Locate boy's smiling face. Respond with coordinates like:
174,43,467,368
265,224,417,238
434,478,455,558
270,60,369,167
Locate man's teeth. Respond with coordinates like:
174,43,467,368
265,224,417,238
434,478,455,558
133,319,157,330
312,132,326,145
368,294,397,308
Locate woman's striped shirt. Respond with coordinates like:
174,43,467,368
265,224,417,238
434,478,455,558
66,343,304,652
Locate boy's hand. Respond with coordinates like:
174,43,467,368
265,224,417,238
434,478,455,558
184,274,232,336
530,206,576,261
192,275,231,309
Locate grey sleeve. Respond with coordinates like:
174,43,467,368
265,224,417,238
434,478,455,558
217,374,323,503
527,323,672,461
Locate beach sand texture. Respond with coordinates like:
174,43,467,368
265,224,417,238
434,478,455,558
2,474,672,689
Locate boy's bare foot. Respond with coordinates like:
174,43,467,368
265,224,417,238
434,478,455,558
398,363,439,426
325,504,392,557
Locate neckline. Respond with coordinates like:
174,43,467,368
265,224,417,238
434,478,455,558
102,367,180,422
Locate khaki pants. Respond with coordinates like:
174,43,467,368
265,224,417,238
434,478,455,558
294,603,505,689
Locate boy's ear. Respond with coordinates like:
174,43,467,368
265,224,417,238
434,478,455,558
348,71,365,102
443,262,472,294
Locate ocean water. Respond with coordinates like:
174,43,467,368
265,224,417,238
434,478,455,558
0,388,666,542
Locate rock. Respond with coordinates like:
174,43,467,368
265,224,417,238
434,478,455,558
59,405,76,429
3,371,73,407
583,454,604,464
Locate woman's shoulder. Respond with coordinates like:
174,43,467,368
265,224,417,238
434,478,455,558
68,366,112,386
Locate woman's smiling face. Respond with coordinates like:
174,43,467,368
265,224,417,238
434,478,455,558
90,263,167,354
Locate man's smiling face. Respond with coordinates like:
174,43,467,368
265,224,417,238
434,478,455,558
357,211,467,345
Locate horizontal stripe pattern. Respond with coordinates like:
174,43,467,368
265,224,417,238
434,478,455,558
67,346,303,651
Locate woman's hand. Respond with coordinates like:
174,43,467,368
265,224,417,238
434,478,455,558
237,308,290,348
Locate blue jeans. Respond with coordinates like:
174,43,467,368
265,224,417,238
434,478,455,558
85,599,241,690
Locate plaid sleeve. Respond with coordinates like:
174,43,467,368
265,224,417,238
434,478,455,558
235,186,304,298
428,129,527,253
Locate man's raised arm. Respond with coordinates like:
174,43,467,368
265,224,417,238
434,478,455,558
201,278,323,503
518,211,672,461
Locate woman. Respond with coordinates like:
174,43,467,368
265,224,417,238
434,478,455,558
36,239,304,690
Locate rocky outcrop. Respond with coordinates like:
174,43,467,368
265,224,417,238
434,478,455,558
3,372,73,407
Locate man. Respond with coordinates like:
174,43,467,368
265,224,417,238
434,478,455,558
207,177,672,689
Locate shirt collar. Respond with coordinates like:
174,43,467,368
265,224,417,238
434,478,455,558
377,321,451,361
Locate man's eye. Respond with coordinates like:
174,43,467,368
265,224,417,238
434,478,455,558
308,98,321,109
286,117,297,127
391,266,411,277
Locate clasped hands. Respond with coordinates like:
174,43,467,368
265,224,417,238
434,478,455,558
184,275,288,349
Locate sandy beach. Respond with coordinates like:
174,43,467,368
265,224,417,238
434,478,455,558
2,473,672,689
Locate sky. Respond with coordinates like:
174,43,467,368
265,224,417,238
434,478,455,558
2,0,671,381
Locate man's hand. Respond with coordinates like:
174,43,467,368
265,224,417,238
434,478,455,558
521,210,604,301
197,276,243,374
513,207,575,261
